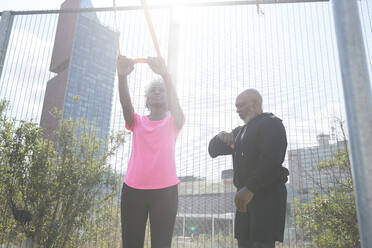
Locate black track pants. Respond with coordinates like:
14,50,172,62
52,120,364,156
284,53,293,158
121,183,178,248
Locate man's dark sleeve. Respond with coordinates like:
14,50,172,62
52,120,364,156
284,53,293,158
245,118,288,193
208,135,233,158
208,127,241,158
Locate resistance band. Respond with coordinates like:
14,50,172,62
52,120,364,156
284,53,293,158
113,0,162,63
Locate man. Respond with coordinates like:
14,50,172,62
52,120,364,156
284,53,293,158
208,89,289,248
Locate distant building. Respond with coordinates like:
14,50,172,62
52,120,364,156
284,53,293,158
288,134,348,203
40,0,117,141
176,169,235,237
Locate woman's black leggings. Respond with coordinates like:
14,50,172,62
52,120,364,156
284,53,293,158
121,183,178,248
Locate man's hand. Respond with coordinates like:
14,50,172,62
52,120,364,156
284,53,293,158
217,131,234,148
147,56,168,77
117,55,134,77
235,187,254,212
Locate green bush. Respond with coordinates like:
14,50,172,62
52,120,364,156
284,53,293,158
292,148,360,248
0,100,125,247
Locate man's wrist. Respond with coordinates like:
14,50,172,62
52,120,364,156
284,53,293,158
243,186,254,194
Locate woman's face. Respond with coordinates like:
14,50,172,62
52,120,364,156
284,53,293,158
146,82,168,110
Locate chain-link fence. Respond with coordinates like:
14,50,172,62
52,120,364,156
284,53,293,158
0,0,371,247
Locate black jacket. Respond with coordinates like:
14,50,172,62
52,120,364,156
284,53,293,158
208,113,289,242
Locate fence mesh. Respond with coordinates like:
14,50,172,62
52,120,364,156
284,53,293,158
0,0,371,247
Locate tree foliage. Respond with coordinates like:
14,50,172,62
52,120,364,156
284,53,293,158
0,100,125,247
293,143,360,248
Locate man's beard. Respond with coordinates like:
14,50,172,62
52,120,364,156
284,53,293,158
244,113,256,124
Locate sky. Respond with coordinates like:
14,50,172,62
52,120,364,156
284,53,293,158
1,0,77,11
0,0,203,12
0,0,129,11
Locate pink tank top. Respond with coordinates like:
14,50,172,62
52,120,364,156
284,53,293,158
124,113,184,189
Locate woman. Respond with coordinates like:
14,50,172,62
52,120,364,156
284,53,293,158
117,55,185,248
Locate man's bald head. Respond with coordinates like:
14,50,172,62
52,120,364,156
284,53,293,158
235,89,263,123
237,89,263,107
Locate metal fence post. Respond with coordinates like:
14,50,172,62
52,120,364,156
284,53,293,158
332,0,372,247
167,6,180,82
0,11,14,80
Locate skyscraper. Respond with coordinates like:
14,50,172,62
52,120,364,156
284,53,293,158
40,0,117,140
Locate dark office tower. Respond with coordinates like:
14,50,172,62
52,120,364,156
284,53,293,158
40,0,117,140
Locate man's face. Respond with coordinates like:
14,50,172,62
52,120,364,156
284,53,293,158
235,95,256,123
